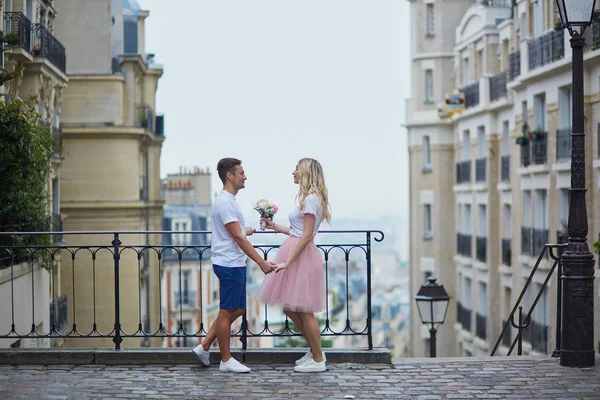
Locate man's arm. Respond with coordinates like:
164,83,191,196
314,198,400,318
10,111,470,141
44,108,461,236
225,221,274,274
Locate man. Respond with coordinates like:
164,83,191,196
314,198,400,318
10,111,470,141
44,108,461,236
193,158,275,373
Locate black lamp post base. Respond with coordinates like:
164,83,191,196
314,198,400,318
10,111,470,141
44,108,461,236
560,349,596,368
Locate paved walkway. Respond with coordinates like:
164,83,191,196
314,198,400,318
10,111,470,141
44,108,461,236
3,356,600,400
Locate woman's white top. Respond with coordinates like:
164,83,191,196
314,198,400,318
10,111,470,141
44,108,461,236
289,194,323,238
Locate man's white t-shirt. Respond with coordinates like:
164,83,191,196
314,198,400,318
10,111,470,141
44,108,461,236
211,190,247,267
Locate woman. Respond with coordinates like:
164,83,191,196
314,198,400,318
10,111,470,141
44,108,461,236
258,158,331,373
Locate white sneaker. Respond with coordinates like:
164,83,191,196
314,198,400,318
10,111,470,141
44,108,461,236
295,351,326,365
192,344,210,366
219,357,251,373
294,358,326,373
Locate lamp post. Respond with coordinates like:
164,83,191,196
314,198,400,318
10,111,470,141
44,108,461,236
555,0,597,368
415,276,450,357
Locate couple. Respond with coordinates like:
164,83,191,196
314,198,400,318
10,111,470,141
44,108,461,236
193,157,331,373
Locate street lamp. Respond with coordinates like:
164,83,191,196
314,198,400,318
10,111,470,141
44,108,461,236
555,0,597,368
415,276,450,357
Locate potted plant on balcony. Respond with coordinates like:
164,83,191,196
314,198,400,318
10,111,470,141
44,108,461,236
3,33,20,45
32,44,41,56
516,121,530,145
138,114,148,128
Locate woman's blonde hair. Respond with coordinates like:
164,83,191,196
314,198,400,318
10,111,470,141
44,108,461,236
296,158,331,224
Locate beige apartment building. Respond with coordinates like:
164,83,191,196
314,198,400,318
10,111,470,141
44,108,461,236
407,0,600,358
54,0,164,347
0,0,68,348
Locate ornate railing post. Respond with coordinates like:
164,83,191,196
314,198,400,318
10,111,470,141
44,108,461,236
112,233,123,350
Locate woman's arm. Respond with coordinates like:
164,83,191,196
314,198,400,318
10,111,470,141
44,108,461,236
272,222,291,236
275,214,315,272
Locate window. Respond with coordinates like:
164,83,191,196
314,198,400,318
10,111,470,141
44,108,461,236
423,136,431,170
462,58,469,86
559,189,569,233
478,205,486,236
423,204,432,239
426,4,434,35
464,204,472,234
172,219,192,245
558,86,572,129
478,282,488,316
463,130,471,161
503,205,511,239
502,121,510,155
523,191,531,227
477,126,485,158
425,69,433,103
464,277,473,309
534,190,547,230
533,93,546,132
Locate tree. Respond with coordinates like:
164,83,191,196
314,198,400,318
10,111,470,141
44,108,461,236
274,316,335,348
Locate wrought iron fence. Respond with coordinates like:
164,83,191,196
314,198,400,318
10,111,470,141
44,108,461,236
479,0,511,7
508,51,520,81
532,228,549,257
489,72,507,102
528,30,564,71
502,238,511,266
500,155,510,182
476,313,487,339
456,160,471,184
457,233,472,257
476,236,487,262
521,226,532,256
31,23,66,73
3,12,31,50
461,82,480,108
0,230,384,351
520,139,531,166
457,301,472,332
556,127,572,161
531,132,548,164
136,104,155,132
475,158,486,182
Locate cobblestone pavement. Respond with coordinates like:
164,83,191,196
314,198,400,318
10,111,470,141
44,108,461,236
2,356,600,400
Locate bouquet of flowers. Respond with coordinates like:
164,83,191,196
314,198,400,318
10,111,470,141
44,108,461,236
254,198,278,230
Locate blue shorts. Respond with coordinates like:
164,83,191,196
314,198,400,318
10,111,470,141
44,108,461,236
213,265,247,310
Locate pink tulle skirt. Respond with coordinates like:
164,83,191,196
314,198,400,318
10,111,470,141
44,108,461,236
258,236,325,313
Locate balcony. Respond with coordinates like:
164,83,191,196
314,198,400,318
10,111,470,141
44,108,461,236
476,313,487,340
531,132,548,164
520,139,531,166
508,51,520,81
489,72,507,102
527,321,549,353
475,158,486,182
500,155,510,181
480,0,511,7
173,291,197,309
476,236,487,262
136,104,155,132
31,23,66,73
461,82,480,109
528,30,564,71
3,12,31,50
532,228,549,257
457,233,472,257
556,127,572,161
457,302,472,331
456,160,471,184
521,226,532,256
501,319,511,347
502,238,511,266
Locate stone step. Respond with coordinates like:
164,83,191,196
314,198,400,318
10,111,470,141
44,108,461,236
0,347,391,365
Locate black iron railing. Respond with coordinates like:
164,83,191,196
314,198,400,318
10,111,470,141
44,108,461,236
491,241,566,357
457,233,472,257
475,158,486,182
556,127,572,161
31,23,66,73
520,139,531,166
532,228,549,257
521,226,532,256
3,12,31,50
502,238,511,266
476,313,487,339
0,230,383,353
476,236,487,262
528,30,564,71
501,155,510,181
489,72,507,102
597,122,600,159
461,82,480,108
480,0,511,7
456,160,471,184
136,104,155,132
457,301,472,332
531,132,547,164
508,51,520,81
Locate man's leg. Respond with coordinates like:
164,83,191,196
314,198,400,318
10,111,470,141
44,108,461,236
214,308,244,362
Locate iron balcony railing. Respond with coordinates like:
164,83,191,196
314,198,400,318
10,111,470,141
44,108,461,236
456,160,471,184
500,155,510,181
521,226,532,256
3,12,31,50
0,230,384,353
136,104,155,132
31,23,66,73
508,51,520,81
520,139,531,166
528,321,549,353
502,238,511,266
457,233,472,257
556,127,572,161
479,0,511,7
532,228,549,257
173,291,197,309
489,72,507,102
461,82,480,109
531,132,548,164
475,158,486,182
528,30,564,71
476,313,487,339
457,301,472,332
597,122,600,159
476,236,487,262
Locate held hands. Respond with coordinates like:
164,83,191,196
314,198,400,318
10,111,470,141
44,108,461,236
245,226,256,236
274,262,288,273
258,259,276,275
260,218,276,230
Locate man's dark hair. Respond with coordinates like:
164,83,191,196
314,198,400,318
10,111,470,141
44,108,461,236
217,158,242,184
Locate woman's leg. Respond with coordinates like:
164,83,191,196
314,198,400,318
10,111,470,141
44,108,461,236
284,309,305,335
298,312,324,363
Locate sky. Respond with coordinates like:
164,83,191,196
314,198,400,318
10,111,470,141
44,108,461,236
139,0,412,227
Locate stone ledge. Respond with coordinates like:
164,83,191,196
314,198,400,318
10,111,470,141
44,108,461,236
0,347,391,365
